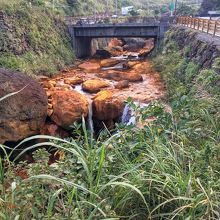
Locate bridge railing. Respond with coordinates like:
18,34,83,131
0,11,4,23
65,16,157,26
177,16,220,37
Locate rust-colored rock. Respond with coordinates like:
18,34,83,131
43,80,56,89
78,62,100,72
64,77,84,85
115,80,129,89
108,38,124,48
99,70,143,82
40,122,69,138
0,68,48,144
82,79,109,93
50,90,89,129
127,61,140,68
132,61,153,74
92,90,124,121
100,59,121,68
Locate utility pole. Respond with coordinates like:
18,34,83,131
106,0,109,16
115,0,118,16
174,0,178,17
53,0,55,12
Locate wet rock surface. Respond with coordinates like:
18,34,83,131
78,62,100,72
50,90,89,129
1,37,166,144
99,70,143,82
82,79,109,93
92,91,124,121
100,59,121,68
0,68,47,144
38,38,165,133
114,80,130,89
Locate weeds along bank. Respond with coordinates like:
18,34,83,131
0,3,74,76
1,31,220,219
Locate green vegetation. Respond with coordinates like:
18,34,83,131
0,39,220,218
0,2,74,76
200,0,220,14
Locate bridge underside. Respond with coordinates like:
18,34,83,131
69,24,161,58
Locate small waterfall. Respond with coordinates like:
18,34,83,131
74,84,94,132
121,103,149,126
88,101,94,133
74,84,86,94
101,61,126,71
121,104,136,125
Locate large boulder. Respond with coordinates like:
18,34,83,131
0,68,48,144
64,77,84,85
92,90,124,121
93,49,111,59
123,38,146,51
40,122,69,138
132,61,153,74
100,59,121,68
82,79,109,93
114,80,129,89
50,90,89,129
78,62,100,72
99,70,143,82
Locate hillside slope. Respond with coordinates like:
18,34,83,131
0,3,74,76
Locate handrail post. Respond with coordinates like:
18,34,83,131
202,19,205,32
213,21,217,37
207,19,210,34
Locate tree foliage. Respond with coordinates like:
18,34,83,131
200,0,220,15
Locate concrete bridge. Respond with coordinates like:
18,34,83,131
68,20,169,57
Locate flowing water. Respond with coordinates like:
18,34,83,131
121,104,136,125
41,38,166,133
88,101,94,133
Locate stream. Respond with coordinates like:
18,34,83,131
40,38,166,134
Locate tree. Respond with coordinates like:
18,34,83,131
200,0,220,15
129,8,139,16
176,3,196,16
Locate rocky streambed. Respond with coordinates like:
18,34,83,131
0,38,166,144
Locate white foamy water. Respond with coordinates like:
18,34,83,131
121,102,149,125
74,84,86,94
74,84,94,132
101,62,126,71
88,101,94,133
121,104,136,125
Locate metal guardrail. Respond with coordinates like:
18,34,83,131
65,16,157,26
0,11,4,22
177,16,220,37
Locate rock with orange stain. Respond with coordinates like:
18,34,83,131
108,38,123,48
64,77,84,85
40,122,69,138
132,61,153,74
82,79,109,93
109,46,124,56
16,169,28,180
127,61,140,68
78,62,100,72
115,80,129,89
100,59,121,68
99,70,143,82
50,90,89,129
43,80,56,89
92,90,124,121
0,69,48,144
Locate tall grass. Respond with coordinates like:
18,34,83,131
1,40,220,218
1,100,220,219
